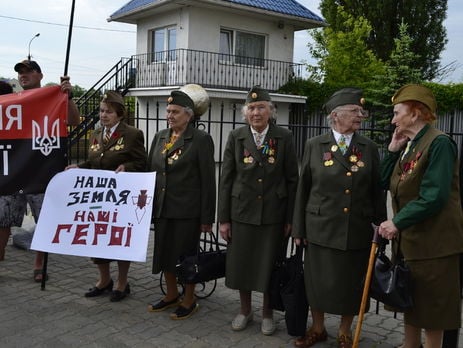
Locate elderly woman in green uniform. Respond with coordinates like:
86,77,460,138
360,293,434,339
147,86,216,320
292,88,386,348
67,91,147,302
379,84,463,348
218,86,299,336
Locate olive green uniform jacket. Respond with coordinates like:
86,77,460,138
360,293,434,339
292,131,386,250
218,123,299,225
148,123,216,224
79,122,146,172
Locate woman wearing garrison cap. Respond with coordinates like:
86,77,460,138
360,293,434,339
146,85,216,320
379,84,463,348
218,86,299,335
66,90,147,302
292,88,386,347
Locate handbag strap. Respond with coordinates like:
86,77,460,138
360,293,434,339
197,231,222,259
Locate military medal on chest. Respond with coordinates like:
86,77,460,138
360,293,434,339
323,151,334,166
90,138,100,152
261,138,276,164
349,146,364,172
243,148,254,164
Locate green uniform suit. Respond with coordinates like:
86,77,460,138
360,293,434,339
218,123,299,291
79,122,146,172
292,131,386,314
147,123,216,273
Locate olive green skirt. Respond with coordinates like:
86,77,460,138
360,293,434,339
304,242,370,315
404,254,461,329
225,221,285,293
152,218,200,274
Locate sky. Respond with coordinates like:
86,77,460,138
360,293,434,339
1,0,462,89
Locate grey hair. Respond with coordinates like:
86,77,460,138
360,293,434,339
241,101,277,122
326,106,342,127
183,106,195,122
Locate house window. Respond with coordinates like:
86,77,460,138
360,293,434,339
220,29,266,67
151,26,177,62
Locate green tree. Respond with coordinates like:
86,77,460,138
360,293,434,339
319,0,448,80
307,5,384,87
369,21,422,107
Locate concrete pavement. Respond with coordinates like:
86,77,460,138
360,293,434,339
0,220,460,348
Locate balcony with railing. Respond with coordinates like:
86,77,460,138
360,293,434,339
132,49,305,92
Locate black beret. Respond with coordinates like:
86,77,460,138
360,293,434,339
167,91,195,110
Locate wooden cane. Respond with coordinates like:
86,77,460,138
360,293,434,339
353,225,380,347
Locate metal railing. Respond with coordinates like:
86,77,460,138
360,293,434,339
132,49,304,92
68,57,135,160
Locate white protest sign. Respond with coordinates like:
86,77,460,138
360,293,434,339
31,168,156,262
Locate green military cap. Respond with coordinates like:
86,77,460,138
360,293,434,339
167,90,195,110
324,87,365,114
102,90,125,107
245,85,271,104
391,84,436,114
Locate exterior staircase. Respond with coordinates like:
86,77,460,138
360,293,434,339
68,57,135,162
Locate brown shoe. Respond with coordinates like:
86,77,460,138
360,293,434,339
294,328,328,348
337,333,353,348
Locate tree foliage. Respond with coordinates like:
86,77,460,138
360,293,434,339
307,5,384,87
369,21,423,107
318,0,448,80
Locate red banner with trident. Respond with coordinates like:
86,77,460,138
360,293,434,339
0,85,68,195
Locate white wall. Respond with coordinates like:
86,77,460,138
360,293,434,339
134,6,295,62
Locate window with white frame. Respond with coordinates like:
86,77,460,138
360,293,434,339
150,26,177,62
219,28,266,67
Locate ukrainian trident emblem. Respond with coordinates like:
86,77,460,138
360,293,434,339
32,115,61,156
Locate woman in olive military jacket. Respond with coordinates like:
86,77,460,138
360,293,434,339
67,91,147,302
146,90,216,320
218,86,299,336
292,88,386,347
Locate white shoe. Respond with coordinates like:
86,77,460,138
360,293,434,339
261,317,276,336
231,312,253,331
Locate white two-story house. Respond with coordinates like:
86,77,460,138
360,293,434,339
105,0,325,156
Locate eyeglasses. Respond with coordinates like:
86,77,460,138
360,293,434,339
337,107,369,117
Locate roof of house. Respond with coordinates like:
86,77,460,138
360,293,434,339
109,0,325,26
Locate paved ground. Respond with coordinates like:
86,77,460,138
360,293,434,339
0,217,461,348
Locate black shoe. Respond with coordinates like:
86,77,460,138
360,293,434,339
148,296,181,312
170,302,199,320
85,279,113,297
110,283,130,302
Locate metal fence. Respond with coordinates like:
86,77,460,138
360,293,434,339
70,100,463,165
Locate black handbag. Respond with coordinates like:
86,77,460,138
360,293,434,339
176,232,226,284
268,239,309,337
370,237,414,311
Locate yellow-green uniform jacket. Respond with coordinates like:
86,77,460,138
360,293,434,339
78,122,146,172
218,123,299,225
381,125,463,260
292,131,386,250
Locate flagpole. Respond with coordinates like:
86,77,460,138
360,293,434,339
41,0,76,291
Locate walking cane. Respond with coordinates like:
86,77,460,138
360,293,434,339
353,224,380,347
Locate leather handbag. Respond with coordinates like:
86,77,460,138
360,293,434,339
176,232,226,284
370,237,414,311
269,239,309,337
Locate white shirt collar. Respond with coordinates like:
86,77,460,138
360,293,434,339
332,130,353,145
251,124,269,136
